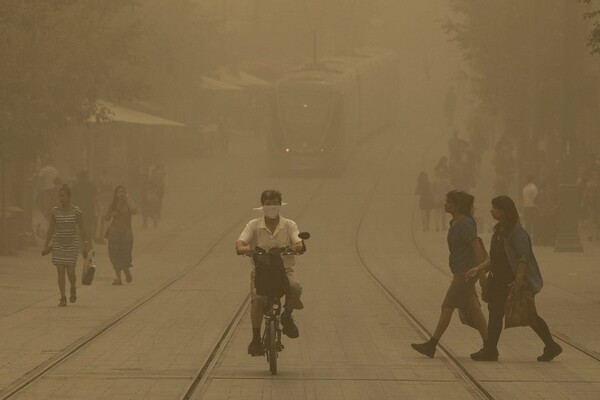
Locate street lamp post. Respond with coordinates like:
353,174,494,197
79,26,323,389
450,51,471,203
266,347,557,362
554,1,583,253
554,147,583,252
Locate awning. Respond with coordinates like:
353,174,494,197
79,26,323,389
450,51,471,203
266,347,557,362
198,76,243,91
88,100,185,127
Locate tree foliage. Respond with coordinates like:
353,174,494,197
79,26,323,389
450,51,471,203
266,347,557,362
0,1,142,153
579,0,600,54
444,0,594,138
134,0,218,118
0,0,218,155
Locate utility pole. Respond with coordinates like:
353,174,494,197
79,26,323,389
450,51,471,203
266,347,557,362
554,0,583,252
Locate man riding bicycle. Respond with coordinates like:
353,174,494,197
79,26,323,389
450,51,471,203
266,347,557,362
236,190,304,356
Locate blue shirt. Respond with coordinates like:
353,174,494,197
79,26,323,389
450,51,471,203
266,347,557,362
447,216,477,274
502,223,543,294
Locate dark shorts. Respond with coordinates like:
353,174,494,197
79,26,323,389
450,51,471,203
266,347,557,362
442,273,479,309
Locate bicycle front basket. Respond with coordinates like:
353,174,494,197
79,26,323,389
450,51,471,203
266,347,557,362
253,252,289,298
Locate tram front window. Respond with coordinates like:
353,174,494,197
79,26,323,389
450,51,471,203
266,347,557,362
277,90,336,151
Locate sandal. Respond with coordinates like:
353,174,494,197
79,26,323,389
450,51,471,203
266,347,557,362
58,296,67,307
112,280,122,285
69,287,77,303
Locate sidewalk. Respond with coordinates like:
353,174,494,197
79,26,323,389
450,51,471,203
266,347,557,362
0,132,270,392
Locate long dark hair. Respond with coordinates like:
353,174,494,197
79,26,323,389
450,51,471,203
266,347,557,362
446,189,474,217
108,185,126,212
492,195,519,231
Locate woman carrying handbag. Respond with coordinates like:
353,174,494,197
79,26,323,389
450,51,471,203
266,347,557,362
42,184,89,306
466,195,562,362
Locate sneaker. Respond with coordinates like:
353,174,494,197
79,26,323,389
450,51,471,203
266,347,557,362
58,296,67,307
411,341,436,358
470,347,499,361
69,287,77,303
247,338,264,356
537,343,562,362
281,312,299,339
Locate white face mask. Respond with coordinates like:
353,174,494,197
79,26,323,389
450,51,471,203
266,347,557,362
263,205,280,219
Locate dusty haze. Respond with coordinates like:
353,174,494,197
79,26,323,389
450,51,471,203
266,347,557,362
1,1,599,399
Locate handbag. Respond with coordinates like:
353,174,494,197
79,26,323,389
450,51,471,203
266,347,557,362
504,282,537,328
82,249,96,285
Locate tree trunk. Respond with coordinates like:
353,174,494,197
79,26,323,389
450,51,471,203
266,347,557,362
0,153,8,255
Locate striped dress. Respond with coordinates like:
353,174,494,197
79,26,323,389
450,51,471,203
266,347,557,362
51,206,81,267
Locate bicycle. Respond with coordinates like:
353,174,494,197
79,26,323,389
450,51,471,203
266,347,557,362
241,232,309,375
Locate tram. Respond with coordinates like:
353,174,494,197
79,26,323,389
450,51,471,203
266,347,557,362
268,49,399,174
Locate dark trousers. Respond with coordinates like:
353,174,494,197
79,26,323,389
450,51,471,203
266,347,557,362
524,207,537,241
486,278,555,351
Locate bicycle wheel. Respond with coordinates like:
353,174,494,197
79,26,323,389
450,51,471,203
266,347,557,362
267,320,278,375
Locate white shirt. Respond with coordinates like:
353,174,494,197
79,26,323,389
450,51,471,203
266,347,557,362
38,165,58,191
238,216,301,268
522,182,538,208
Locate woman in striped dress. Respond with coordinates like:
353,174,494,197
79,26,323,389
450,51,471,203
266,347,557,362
105,186,137,285
42,184,89,306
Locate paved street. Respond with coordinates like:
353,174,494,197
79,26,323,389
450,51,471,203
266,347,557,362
1,125,599,399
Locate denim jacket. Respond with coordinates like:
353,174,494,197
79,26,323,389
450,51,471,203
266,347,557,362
503,222,543,294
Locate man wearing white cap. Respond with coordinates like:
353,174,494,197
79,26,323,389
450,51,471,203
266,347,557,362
236,190,305,356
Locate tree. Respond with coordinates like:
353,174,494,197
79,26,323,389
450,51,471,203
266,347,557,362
0,0,142,155
0,0,141,253
132,0,220,122
444,1,595,154
579,0,600,53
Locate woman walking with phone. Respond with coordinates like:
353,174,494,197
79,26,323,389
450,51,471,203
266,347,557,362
105,186,137,285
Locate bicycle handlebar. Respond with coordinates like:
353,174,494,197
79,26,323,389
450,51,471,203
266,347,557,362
239,246,305,257
237,231,310,257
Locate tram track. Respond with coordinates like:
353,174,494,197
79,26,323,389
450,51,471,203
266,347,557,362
180,177,330,400
408,180,600,364
0,209,253,400
179,133,411,399
175,132,598,400
182,133,500,400
2,176,332,400
352,141,496,400
353,132,597,400
353,128,599,400
1,168,313,395
2,196,233,318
